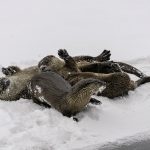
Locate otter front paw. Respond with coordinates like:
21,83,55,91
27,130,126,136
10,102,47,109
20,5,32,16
73,117,79,122
0,78,10,92
58,49,69,59
96,50,111,62
90,98,102,105
111,63,123,72
2,66,20,76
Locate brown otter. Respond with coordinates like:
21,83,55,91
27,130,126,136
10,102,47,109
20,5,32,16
0,66,39,100
29,71,106,117
67,72,150,98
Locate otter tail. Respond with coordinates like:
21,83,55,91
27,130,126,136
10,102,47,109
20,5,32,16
134,76,150,88
116,62,146,78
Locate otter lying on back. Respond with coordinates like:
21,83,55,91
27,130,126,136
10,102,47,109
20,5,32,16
0,66,39,100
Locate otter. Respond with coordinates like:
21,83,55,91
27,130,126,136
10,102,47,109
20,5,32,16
0,66,39,100
66,72,150,98
29,71,106,117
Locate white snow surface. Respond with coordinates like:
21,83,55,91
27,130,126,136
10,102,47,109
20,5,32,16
0,0,150,149
0,59,150,150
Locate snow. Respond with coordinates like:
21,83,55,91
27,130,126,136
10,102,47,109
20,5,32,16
0,59,149,150
0,0,150,149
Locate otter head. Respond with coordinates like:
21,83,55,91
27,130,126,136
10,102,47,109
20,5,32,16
38,55,65,72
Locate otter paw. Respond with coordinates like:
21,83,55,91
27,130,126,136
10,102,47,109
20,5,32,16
90,98,102,105
73,117,79,122
0,78,10,92
111,63,123,72
2,66,20,76
58,49,69,59
97,49,111,62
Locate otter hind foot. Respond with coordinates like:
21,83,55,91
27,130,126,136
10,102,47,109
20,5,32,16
135,76,150,87
90,98,102,105
0,78,10,92
58,49,69,59
2,66,21,76
96,49,111,62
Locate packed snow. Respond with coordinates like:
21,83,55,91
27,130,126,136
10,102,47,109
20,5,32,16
0,0,150,149
0,58,149,150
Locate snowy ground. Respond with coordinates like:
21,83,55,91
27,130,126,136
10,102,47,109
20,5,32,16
0,0,150,149
0,58,150,150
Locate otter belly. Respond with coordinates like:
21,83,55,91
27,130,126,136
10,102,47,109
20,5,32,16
0,71,37,101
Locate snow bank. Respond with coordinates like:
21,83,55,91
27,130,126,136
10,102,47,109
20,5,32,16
0,58,150,150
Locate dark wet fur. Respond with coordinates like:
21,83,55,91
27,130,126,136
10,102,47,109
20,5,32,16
30,71,71,105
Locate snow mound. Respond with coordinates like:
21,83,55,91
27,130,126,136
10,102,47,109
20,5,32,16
0,58,150,150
